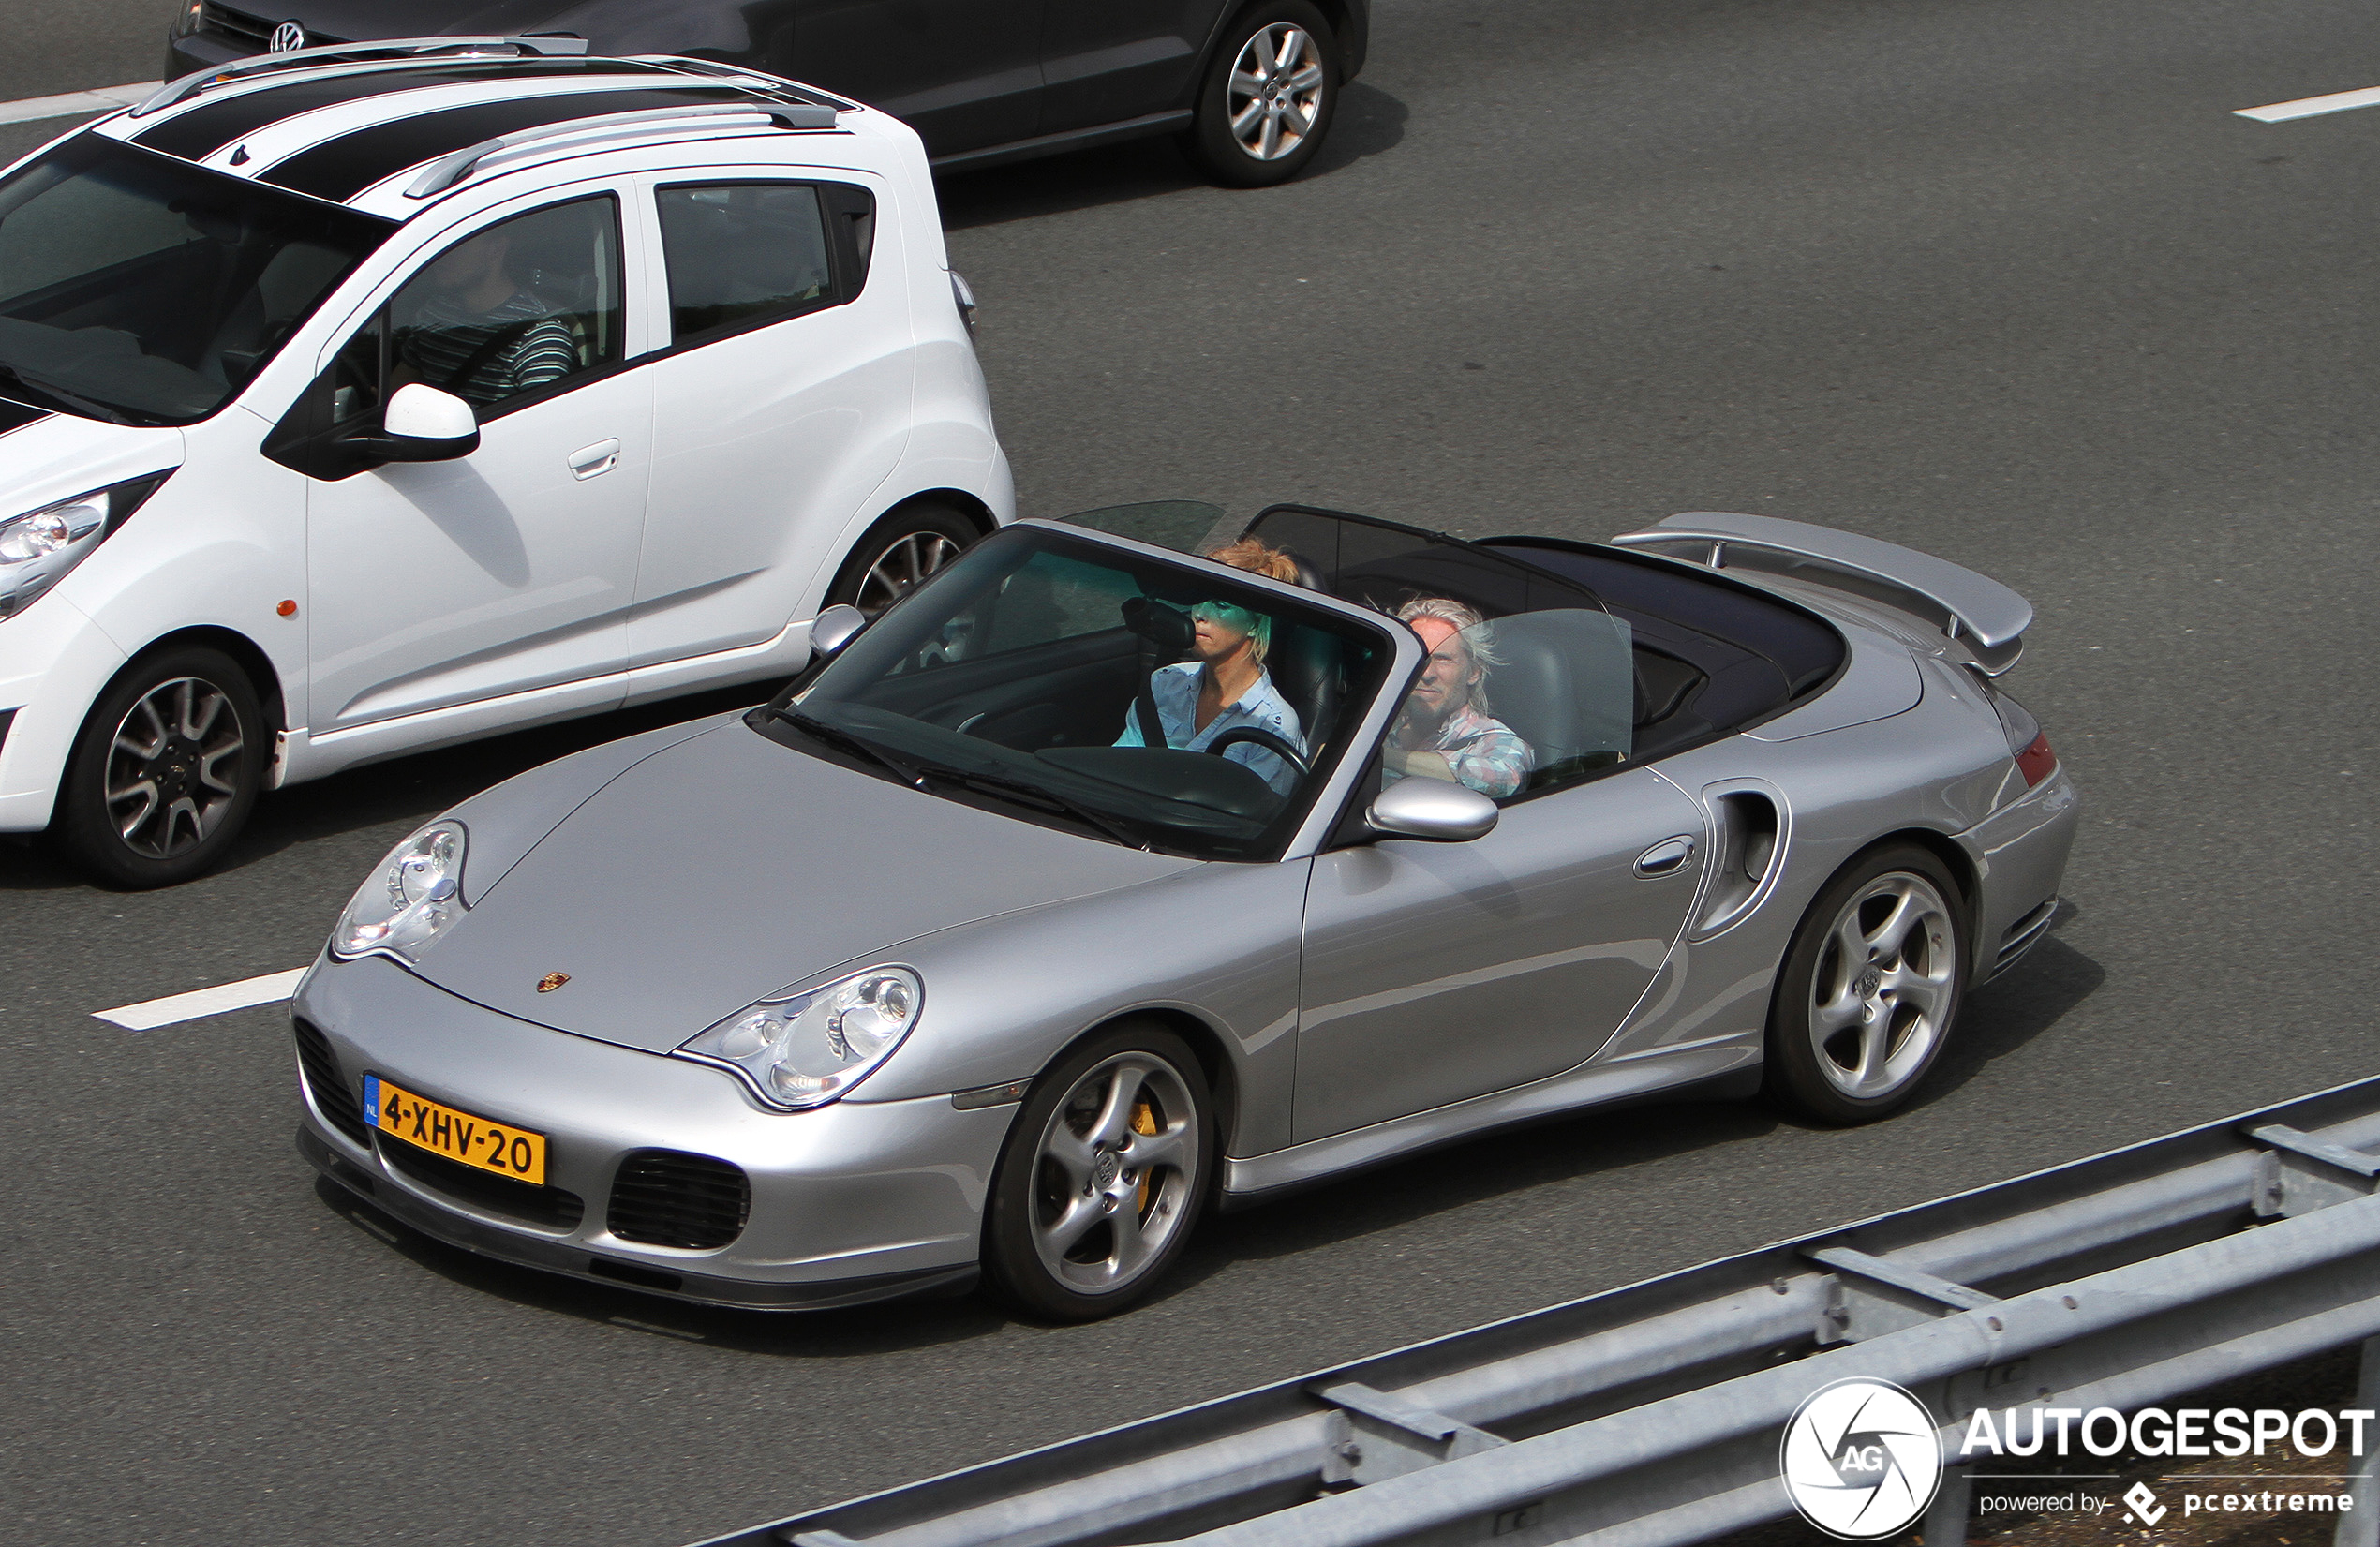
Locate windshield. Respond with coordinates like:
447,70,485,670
0,136,392,424
755,526,1395,860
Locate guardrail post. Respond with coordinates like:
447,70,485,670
1925,1465,1972,1547
2339,1335,2380,1547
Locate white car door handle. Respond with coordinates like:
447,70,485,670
567,439,620,480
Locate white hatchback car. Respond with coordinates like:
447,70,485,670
0,37,1011,886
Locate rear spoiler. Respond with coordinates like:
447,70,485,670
1609,511,2032,676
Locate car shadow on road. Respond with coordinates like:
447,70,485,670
1903,909,2105,1116
936,81,1408,231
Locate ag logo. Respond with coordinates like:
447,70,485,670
1780,1377,1942,1540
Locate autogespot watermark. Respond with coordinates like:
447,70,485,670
1781,1379,1944,1540
1780,1382,2371,1538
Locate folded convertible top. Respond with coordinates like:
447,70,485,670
1609,511,2032,675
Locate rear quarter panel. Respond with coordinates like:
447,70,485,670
1595,645,2015,1067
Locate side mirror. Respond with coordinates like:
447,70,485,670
1367,777,1499,842
809,603,867,658
345,384,480,464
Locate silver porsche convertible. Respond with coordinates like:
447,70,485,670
289,501,2077,1319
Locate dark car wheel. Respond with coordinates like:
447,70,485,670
1183,0,1341,188
1763,844,1968,1125
981,1022,1213,1321
826,501,980,618
52,647,266,889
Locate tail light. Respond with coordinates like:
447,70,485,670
1982,679,2058,789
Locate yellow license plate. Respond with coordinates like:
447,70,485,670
364,1074,546,1185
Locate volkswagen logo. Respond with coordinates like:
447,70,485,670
1779,1377,1941,1540
269,20,307,53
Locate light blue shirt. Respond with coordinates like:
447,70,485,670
1116,662,1305,794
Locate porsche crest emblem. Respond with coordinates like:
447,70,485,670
536,972,571,993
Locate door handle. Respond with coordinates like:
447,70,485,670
567,439,620,480
1634,835,1697,877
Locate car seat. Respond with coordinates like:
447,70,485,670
1476,610,1635,790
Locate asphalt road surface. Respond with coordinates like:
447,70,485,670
6,2,2380,1543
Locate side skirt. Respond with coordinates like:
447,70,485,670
1216,1042,1763,1212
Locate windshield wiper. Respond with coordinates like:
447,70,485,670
0,364,136,426
916,765,1153,853
766,707,926,786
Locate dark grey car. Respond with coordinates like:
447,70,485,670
164,0,1371,185
290,501,2077,1321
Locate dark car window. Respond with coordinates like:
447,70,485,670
754,526,1396,862
0,134,389,424
383,195,622,415
656,181,873,347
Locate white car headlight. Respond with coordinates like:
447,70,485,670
677,966,922,1109
0,474,171,620
331,820,468,961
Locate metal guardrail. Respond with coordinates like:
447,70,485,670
691,1077,2380,1547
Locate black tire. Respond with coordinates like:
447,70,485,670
1183,0,1341,188
981,1022,1214,1321
826,501,981,618
52,646,267,889
1762,844,1968,1125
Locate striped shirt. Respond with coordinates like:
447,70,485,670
396,291,581,408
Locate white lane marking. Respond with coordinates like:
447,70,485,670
0,81,162,128
95,967,308,1030
2236,86,2380,123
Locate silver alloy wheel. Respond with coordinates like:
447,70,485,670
854,530,965,616
1029,1050,1201,1296
104,677,245,860
1806,871,1956,1100
1226,22,1327,161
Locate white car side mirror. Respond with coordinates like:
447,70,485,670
380,383,480,455
1367,777,1499,841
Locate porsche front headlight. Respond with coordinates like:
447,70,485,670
0,473,170,620
677,966,922,1109
331,820,468,961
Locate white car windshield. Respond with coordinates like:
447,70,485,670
755,525,1397,860
0,136,391,424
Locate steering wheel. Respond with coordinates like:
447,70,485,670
1202,726,1310,777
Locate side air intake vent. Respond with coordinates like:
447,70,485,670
1692,787,1785,939
608,1150,751,1250
292,1018,371,1147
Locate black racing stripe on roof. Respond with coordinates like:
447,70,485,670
0,398,52,437
132,60,682,162
259,84,752,203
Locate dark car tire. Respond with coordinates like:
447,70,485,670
1762,844,1969,1125
826,501,981,618
52,647,267,889
981,1022,1214,1322
1183,0,1342,188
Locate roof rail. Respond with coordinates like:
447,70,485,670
648,55,860,112
129,35,591,118
402,100,839,199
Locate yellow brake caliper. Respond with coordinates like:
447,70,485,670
1132,1097,1158,1216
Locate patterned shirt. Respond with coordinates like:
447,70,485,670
1389,702,1535,797
1116,662,1306,795
397,290,581,409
